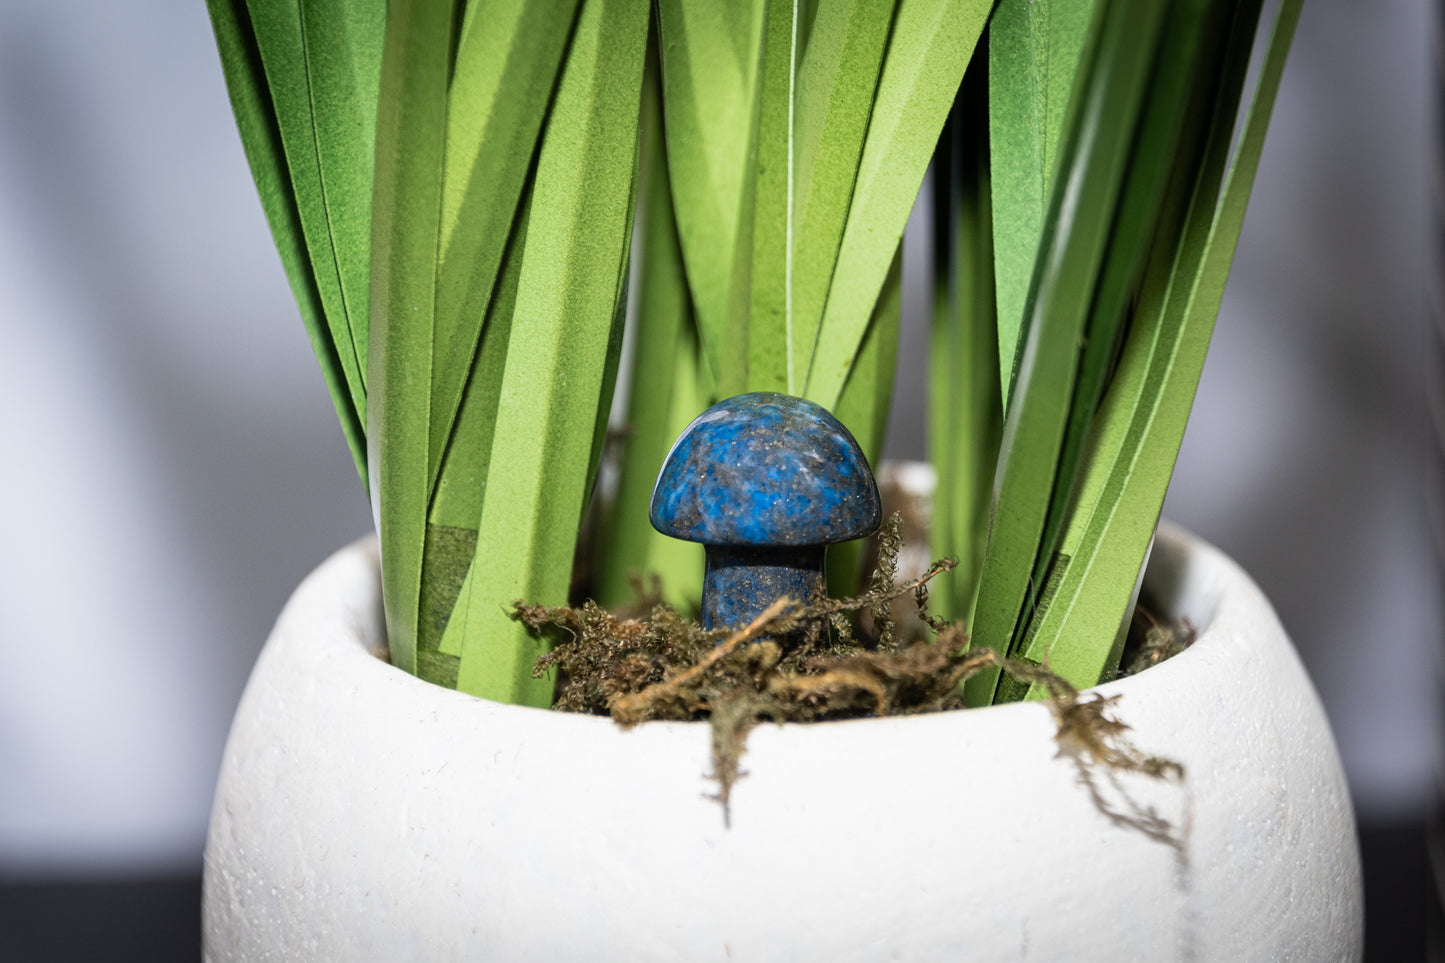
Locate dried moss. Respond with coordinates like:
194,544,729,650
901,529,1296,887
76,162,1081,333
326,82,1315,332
1118,601,1198,678
515,513,1187,840
996,658,1189,854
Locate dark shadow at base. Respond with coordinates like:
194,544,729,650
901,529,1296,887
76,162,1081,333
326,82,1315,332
1364,820,1430,962
0,876,201,963
0,823,1430,962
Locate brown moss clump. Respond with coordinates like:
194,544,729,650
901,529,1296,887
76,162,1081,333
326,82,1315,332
514,513,1187,840
1119,601,1198,677
997,658,1188,854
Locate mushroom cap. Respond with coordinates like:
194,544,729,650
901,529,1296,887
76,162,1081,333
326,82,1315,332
649,392,881,547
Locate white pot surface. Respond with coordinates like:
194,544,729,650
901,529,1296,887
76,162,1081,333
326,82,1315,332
203,524,1362,961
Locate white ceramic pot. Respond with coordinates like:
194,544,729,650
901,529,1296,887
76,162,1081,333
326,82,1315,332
203,523,1362,961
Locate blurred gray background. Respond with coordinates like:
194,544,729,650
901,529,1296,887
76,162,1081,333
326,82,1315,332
0,0,1437,892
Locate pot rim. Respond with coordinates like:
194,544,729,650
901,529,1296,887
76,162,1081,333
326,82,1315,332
309,519,1237,732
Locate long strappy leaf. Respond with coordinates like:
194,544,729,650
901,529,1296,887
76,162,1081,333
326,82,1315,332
1018,0,1299,695
367,0,457,675
964,0,1166,707
419,187,535,689
243,0,367,423
744,0,799,394
427,0,582,492
802,0,991,409
1001,0,1217,693
595,46,707,611
298,0,383,385
825,243,901,599
449,0,649,705
655,0,766,391
988,0,1098,402
205,0,366,482
928,58,999,626
788,0,894,391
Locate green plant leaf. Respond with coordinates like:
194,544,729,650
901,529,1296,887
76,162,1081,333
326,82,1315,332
832,245,901,471
1042,0,1095,187
964,0,1167,707
428,155,634,685
419,186,535,688
633,319,709,609
243,0,368,424
1010,0,1215,668
428,193,533,532
826,242,901,600
1019,0,1298,695
801,0,991,410
428,0,582,493
583,168,640,516
788,0,894,394
927,134,957,622
448,0,649,705
743,0,799,394
298,0,383,385
596,50,707,611
366,0,458,676
205,0,366,483
655,0,767,391
928,59,998,626
987,0,1098,402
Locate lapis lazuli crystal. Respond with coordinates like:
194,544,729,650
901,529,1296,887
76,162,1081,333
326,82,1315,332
650,392,881,631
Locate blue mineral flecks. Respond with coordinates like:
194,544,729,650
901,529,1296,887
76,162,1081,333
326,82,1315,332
703,546,824,632
649,392,881,631
649,392,881,548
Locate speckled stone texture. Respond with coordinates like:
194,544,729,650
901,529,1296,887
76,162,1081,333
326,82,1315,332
203,523,1363,962
702,545,824,631
651,393,880,628
651,393,879,546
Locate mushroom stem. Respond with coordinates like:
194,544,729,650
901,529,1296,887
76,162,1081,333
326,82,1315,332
702,545,825,632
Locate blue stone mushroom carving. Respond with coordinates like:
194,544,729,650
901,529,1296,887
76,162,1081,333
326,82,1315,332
649,392,882,632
